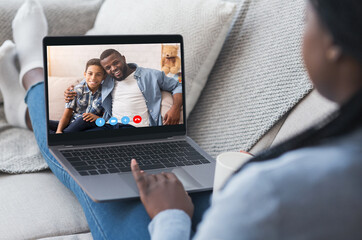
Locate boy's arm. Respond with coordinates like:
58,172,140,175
56,108,73,133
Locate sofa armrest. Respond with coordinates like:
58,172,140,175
271,89,338,146
250,89,338,155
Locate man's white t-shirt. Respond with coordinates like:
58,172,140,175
111,72,149,127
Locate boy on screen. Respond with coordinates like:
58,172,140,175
49,59,106,133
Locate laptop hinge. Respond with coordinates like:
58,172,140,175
63,145,74,148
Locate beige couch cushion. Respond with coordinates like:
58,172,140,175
48,77,83,121
39,232,93,240
0,171,89,240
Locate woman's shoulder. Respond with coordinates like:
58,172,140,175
218,128,362,238
224,127,362,209
255,127,362,181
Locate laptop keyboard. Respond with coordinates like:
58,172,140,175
60,141,210,176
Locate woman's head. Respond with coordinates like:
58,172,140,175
303,0,362,104
84,58,106,92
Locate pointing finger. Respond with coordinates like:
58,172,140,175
131,159,147,191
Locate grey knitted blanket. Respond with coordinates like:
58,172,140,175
0,105,48,173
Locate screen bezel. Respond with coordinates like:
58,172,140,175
43,35,186,146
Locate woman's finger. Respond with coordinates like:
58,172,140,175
148,174,157,182
131,159,147,191
164,172,178,181
156,172,167,182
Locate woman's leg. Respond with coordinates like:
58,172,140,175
190,191,211,234
13,2,211,238
25,74,152,239
12,1,150,238
24,68,211,239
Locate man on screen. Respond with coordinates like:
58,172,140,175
65,49,183,127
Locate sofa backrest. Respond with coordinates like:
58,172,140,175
0,0,311,159
188,0,313,157
0,0,103,45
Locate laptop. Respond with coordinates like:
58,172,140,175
43,35,215,202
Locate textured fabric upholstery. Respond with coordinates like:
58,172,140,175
272,90,338,146
188,0,313,157
0,171,89,239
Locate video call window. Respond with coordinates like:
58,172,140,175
47,44,183,135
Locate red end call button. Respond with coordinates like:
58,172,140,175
133,115,142,124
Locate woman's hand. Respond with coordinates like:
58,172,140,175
56,130,63,134
64,85,76,103
131,159,194,219
82,113,99,122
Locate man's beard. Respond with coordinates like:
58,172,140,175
114,65,128,81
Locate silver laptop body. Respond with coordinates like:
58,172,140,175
43,35,215,202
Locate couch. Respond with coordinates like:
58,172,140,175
0,0,337,239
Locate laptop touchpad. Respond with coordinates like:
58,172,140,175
130,168,203,190
171,168,203,190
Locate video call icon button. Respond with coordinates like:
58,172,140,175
133,115,142,124
121,116,130,124
109,117,118,126
96,118,105,127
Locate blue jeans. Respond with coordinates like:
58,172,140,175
25,82,211,239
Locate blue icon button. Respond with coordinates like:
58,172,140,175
109,117,118,126
95,118,105,127
121,116,130,124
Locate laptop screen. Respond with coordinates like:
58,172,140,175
44,35,186,146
